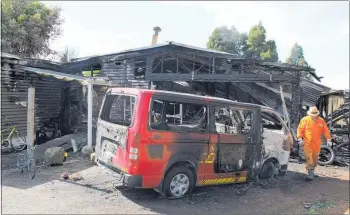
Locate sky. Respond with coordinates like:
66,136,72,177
44,1,349,90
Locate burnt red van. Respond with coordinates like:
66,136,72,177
95,88,292,198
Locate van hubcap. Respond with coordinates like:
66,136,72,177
169,173,189,197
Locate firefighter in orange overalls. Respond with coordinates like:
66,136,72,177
297,106,332,180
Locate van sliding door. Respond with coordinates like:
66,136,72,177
209,105,257,177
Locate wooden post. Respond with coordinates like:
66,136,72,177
81,83,93,155
90,65,94,77
87,83,93,149
280,85,297,140
78,86,83,125
26,87,35,159
291,72,302,133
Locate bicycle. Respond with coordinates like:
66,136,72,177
1,116,27,152
1,116,36,179
318,136,349,166
16,149,36,179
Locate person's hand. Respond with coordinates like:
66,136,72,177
298,138,303,146
326,139,333,147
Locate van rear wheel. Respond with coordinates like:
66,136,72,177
162,165,194,198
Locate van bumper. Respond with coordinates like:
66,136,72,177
98,160,143,188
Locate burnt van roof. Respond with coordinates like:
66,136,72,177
109,87,275,111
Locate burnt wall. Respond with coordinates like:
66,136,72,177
100,58,149,89
1,59,64,137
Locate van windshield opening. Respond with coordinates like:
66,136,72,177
101,94,136,126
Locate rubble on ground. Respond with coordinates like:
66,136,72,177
44,147,65,166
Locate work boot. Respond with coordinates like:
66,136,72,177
306,170,314,181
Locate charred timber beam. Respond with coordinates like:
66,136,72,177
145,73,298,83
290,72,303,132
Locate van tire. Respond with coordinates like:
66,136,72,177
259,160,278,180
162,165,195,198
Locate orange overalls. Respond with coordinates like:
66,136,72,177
297,116,331,170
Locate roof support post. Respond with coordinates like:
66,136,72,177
290,72,303,134
146,56,153,89
212,57,215,73
82,83,93,155
26,87,35,160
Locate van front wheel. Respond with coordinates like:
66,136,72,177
162,165,194,198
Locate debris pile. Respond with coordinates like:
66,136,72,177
44,147,65,166
61,172,84,181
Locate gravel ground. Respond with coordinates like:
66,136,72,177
1,152,349,214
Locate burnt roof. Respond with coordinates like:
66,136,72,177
63,41,319,80
70,42,236,62
1,41,320,81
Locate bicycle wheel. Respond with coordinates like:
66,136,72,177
28,159,36,179
318,145,335,166
11,133,27,152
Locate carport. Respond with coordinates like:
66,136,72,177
1,52,116,159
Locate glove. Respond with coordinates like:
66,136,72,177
326,140,333,147
298,139,303,146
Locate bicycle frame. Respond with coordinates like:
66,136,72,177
1,126,17,144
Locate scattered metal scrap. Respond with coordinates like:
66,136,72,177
234,182,254,196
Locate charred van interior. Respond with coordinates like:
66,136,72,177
149,99,208,133
213,106,255,173
213,107,254,135
101,94,136,127
261,111,283,130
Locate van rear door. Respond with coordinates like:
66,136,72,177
95,92,137,172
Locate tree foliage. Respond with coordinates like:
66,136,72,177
286,43,313,80
1,0,63,58
207,21,278,62
246,21,278,62
206,26,248,57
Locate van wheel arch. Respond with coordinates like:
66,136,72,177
161,164,196,198
166,161,197,181
157,154,198,194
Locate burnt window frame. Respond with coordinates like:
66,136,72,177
147,95,209,134
211,104,255,136
261,110,289,135
100,92,138,128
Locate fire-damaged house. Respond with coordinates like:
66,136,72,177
59,42,329,130
1,42,331,152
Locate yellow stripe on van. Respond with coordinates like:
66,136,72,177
237,176,247,183
201,177,237,185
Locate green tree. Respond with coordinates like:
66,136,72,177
260,40,278,62
207,26,248,57
246,21,279,62
1,0,63,57
286,43,313,80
